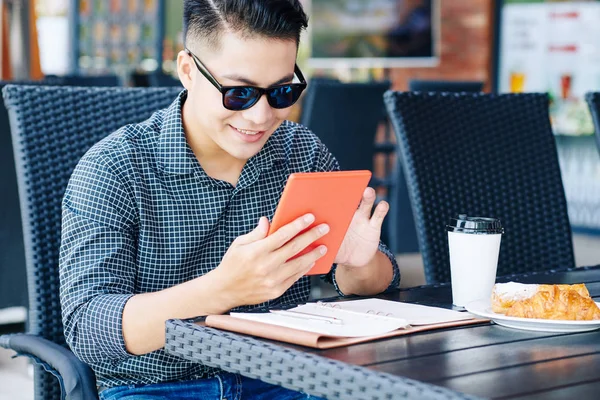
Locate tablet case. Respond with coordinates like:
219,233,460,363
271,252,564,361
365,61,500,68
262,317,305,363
268,170,372,275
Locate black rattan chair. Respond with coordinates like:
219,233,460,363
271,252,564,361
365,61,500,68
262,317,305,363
300,79,390,174
387,79,483,256
299,79,420,254
44,74,121,87
0,82,29,312
148,71,184,87
0,85,183,400
408,79,483,93
384,91,575,284
585,92,600,155
0,76,123,315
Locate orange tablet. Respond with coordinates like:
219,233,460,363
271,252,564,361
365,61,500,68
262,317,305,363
268,170,372,275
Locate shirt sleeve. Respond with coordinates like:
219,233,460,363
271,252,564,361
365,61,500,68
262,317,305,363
60,150,138,365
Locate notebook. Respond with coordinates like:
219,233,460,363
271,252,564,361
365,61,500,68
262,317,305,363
203,298,488,349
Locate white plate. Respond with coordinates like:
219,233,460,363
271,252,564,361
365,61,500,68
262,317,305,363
465,299,600,333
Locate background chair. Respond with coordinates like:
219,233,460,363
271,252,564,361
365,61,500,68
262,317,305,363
0,82,30,313
385,79,484,256
44,74,121,87
300,79,390,173
0,76,124,318
408,79,484,93
148,71,184,87
299,79,419,254
130,71,184,88
384,78,483,256
585,92,600,155
0,85,183,400
384,91,575,284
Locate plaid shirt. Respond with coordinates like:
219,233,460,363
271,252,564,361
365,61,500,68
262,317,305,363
59,91,400,388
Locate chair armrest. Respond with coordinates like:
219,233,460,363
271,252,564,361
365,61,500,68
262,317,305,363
0,333,99,400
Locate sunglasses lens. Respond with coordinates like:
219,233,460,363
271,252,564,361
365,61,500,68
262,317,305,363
223,87,260,110
267,85,304,109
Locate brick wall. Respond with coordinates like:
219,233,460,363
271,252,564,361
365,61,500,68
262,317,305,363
389,0,493,91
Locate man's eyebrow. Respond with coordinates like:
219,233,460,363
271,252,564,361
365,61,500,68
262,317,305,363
221,73,295,87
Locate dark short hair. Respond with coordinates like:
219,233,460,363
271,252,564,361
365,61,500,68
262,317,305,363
183,0,308,51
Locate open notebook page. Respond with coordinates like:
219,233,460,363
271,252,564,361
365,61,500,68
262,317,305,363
230,302,409,337
229,299,473,337
318,298,472,325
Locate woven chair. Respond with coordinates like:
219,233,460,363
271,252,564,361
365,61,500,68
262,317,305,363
299,79,419,254
44,74,121,86
387,80,482,254
408,79,483,93
300,79,390,174
0,85,183,400
585,92,600,155
0,77,125,314
384,91,575,284
0,82,30,312
148,71,184,87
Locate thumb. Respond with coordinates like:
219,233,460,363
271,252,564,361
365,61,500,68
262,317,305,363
237,217,269,245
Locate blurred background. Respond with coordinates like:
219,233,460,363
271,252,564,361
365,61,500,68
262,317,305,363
1,1,600,397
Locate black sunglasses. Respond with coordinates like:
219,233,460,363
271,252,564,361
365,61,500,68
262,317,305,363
185,48,307,111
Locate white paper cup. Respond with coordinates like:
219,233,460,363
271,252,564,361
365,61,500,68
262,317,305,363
447,215,503,307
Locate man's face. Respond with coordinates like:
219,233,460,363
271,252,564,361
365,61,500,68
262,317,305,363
179,31,298,162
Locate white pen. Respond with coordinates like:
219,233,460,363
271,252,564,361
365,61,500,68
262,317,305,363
270,309,344,325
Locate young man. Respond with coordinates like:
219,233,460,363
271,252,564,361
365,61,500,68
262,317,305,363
59,1,400,398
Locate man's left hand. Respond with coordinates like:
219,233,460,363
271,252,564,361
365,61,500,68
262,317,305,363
335,187,388,267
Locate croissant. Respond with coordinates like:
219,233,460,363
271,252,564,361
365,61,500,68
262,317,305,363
491,282,600,320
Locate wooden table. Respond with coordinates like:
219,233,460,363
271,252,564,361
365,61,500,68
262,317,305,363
165,265,600,399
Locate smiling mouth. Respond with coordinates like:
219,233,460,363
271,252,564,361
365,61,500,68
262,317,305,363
233,126,264,136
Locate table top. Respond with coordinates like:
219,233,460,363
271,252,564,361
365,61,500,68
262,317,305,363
165,265,600,400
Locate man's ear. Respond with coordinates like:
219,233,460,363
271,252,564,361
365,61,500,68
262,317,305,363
177,50,194,90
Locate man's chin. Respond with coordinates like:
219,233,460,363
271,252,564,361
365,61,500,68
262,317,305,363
224,142,264,162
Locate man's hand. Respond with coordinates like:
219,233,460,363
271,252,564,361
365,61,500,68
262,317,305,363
335,187,388,267
214,213,330,309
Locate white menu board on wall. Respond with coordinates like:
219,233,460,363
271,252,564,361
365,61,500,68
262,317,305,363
499,1,600,135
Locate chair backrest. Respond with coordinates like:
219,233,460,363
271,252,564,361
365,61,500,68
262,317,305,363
0,82,32,310
384,91,575,284
408,79,483,93
585,92,600,155
0,76,123,312
299,79,420,255
300,79,390,172
148,71,184,87
3,85,183,400
394,78,482,254
44,74,121,87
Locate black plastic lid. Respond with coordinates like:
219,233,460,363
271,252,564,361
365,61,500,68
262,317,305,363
446,214,504,234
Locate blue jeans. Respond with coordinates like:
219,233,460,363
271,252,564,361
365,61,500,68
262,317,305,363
99,372,324,400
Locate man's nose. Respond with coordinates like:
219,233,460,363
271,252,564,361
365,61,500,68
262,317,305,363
241,94,273,126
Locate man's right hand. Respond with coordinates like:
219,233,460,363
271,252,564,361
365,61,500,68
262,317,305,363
213,213,329,309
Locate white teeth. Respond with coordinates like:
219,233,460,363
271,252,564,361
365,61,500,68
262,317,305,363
235,127,259,135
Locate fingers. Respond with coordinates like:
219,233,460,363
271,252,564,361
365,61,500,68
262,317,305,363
357,187,377,216
358,188,389,230
370,200,389,229
236,217,270,245
279,245,328,288
262,213,316,249
273,222,329,264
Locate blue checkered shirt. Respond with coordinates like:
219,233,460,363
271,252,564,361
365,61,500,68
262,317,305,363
59,91,400,388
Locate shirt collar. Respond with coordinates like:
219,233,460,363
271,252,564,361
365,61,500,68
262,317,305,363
157,90,195,175
157,89,288,176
